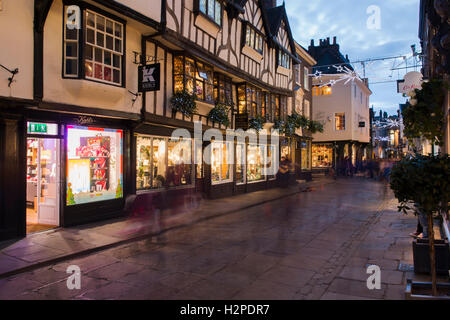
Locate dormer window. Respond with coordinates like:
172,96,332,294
245,24,264,54
278,50,290,69
199,0,222,26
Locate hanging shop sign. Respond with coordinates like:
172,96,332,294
397,71,423,94
138,63,160,92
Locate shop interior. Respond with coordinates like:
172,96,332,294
26,138,60,234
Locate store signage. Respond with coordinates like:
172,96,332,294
138,63,160,92
359,121,366,128
235,113,249,130
28,122,47,134
397,71,423,94
77,116,95,125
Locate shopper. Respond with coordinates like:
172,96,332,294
277,156,290,188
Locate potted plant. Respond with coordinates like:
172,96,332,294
390,154,450,299
207,102,231,127
248,115,265,132
170,90,197,118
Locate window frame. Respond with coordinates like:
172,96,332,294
335,113,346,131
235,142,246,185
277,49,291,69
62,3,126,87
247,143,267,184
303,66,309,90
214,73,233,104
244,22,264,55
136,134,195,192
197,0,223,27
211,141,233,185
173,54,215,104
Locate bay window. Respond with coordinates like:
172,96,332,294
63,6,124,86
236,84,265,118
245,24,264,54
198,0,222,26
214,73,233,104
174,55,214,103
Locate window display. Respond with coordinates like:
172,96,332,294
236,143,246,184
247,144,265,183
66,126,123,205
167,139,193,187
136,136,167,190
312,143,333,168
211,142,232,184
301,140,311,170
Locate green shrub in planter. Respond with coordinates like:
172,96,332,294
307,120,324,134
170,90,197,117
248,115,265,132
390,153,450,296
207,102,231,127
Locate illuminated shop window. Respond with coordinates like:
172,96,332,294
247,144,266,183
301,140,311,170
312,144,333,168
211,141,233,185
66,126,123,205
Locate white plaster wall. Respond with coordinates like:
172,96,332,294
114,0,161,23
43,0,142,114
0,0,34,100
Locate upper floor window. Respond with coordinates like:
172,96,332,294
237,84,264,118
278,50,290,69
214,73,233,105
304,66,309,90
63,7,124,86
312,86,332,96
335,113,345,131
295,65,301,85
199,0,222,26
245,24,264,54
174,55,214,103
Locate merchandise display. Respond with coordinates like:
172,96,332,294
312,143,333,168
67,126,123,205
247,144,265,182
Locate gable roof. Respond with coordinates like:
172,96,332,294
308,38,354,74
259,1,300,64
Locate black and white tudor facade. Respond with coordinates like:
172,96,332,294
0,0,310,240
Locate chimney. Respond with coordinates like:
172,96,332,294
327,37,330,45
311,39,314,47
345,54,349,61
333,36,337,45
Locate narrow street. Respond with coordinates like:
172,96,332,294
0,177,416,300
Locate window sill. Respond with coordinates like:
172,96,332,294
211,180,233,186
194,13,220,38
242,45,263,62
277,65,291,77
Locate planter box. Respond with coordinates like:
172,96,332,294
405,279,450,300
412,239,450,275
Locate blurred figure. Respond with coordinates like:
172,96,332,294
277,156,290,188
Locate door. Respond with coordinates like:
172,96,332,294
37,138,60,226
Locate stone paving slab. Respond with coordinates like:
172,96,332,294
0,180,322,279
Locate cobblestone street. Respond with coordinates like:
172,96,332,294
0,178,418,300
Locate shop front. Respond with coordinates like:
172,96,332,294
296,138,312,181
312,143,334,171
23,114,129,234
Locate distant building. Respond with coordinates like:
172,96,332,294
308,37,371,172
371,110,402,159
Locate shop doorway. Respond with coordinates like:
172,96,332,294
26,138,60,234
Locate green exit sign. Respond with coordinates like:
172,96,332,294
28,123,48,134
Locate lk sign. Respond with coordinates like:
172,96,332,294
138,63,160,92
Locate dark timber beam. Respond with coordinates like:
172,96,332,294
34,0,54,101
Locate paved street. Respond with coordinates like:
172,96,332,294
0,177,418,300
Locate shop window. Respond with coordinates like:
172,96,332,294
272,94,281,120
174,55,214,103
312,86,332,96
247,144,265,183
63,7,124,86
245,24,264,54
278,50,290,69
214,73,233,104
66,126,123,205
312,144,333,168
301,140,311,170
195,140,203,179
136,136,167,190
211,141,233,185
335,113,345,131
236,143,246,184
198,0,222,26
167,139,193,187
